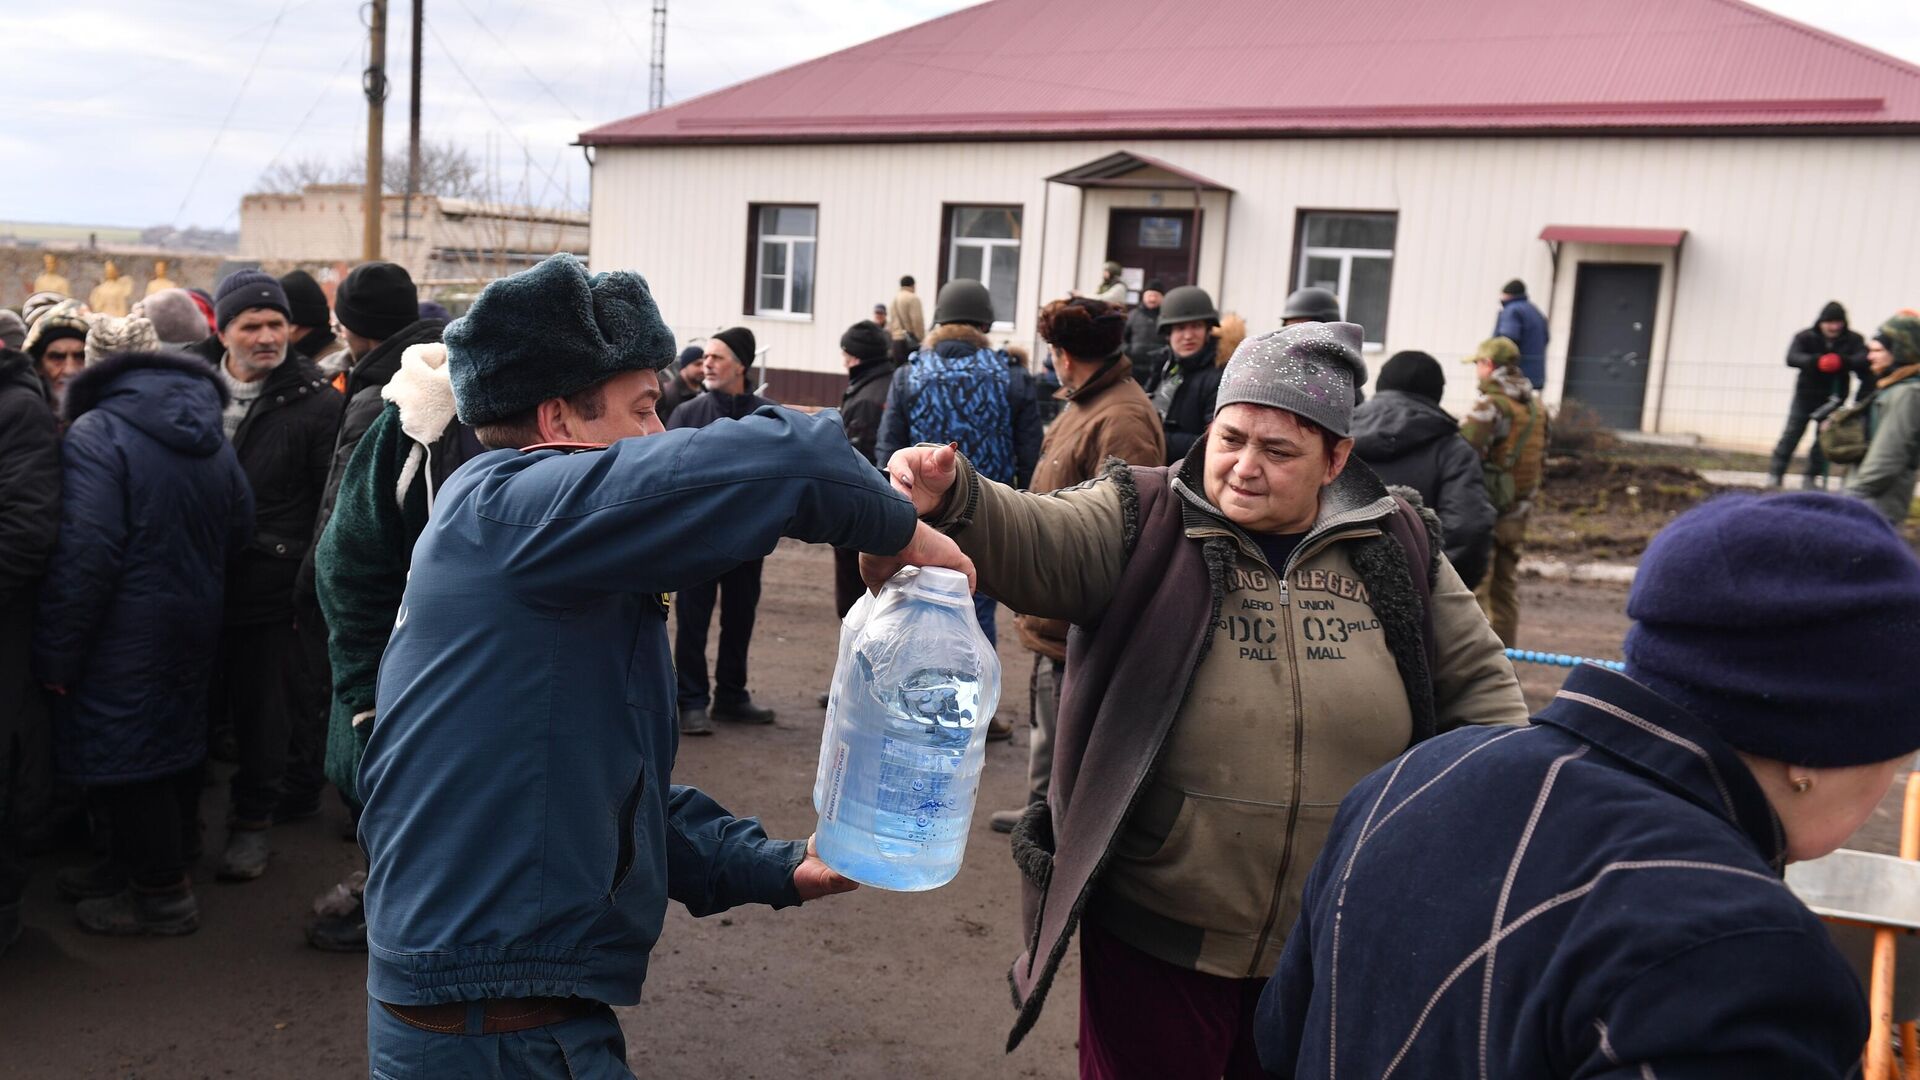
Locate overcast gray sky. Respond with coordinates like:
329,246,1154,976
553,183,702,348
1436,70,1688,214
4,0,1916,230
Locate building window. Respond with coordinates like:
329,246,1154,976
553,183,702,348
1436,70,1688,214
747,204,816,318
941,205,1022,330
1294,211,1397,349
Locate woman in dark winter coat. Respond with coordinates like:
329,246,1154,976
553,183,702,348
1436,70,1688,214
1350,350,1496,587
34,352,253,936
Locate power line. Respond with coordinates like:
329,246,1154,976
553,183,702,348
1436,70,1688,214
173,0,296,226
450,0,584,120
422,17,582,210
255,48,363,189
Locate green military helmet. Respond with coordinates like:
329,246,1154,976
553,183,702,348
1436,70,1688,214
1156,285,1219,333
1282,286,1341,323
1102,260,1123,277
933,278,995,328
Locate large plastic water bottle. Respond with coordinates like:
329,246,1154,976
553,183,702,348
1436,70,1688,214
813,566,1001,891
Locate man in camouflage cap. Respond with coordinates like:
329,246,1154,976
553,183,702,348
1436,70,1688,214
1460,336,1549,646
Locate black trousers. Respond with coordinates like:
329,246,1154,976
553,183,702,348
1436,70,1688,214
100,764,203,889
674,559,764,711
213,619,303,827
0,729,26,907
1770,395,1829,480
280,611,331,809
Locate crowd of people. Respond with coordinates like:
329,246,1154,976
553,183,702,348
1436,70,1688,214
1768,299,1920,509
1,250,1918,1079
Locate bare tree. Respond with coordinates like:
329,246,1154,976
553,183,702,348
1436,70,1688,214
253,141,486,199
388,140,485,200
255,154,357,193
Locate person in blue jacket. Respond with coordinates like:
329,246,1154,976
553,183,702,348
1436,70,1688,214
357,254,972,1078
1493,278,1550,389
34,350,253,937
1257,491,1920,1079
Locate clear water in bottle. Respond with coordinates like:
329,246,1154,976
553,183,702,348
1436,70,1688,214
814,566,1000,891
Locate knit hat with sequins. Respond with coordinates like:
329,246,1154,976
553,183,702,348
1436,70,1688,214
1213,322,1369,436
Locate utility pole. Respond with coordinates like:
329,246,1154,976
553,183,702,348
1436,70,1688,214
402,0,423,241
649,0,667,111
363,0,389,261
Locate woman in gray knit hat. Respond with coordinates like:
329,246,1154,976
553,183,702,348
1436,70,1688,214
871,321,1524,1075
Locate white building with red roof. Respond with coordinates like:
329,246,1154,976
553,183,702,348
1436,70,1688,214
579,0,1920,447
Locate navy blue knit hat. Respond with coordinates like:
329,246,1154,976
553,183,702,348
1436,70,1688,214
1624,492,1920,767
444,254,676,426
214,269,291,332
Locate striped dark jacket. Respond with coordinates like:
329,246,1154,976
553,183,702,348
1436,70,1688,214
1257,664,1867,1079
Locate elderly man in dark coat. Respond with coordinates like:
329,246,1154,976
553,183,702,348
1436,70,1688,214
34,352,253,936
193,271,343,883
1259,492,1920,1079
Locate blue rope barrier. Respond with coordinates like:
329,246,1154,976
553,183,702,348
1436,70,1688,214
1505,648,1625,673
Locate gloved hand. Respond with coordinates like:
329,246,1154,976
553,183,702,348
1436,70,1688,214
1818,352,1843,373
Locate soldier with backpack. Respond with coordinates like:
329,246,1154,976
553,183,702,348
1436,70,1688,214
873,279,1041,646
1845,313,1920,523
1460,336,1548,647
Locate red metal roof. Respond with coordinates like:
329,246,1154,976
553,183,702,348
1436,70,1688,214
1540,225,1688,246
579,0,1920,146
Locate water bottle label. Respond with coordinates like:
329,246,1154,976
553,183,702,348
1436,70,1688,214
821,740,852,825
876,735,959,842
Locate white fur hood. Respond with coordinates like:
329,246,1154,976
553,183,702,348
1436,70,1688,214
381,342,458,447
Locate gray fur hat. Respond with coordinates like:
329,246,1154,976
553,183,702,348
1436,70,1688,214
1214,322,1369,437
445,253,676,426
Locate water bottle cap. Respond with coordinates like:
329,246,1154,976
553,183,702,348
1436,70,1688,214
909,566,972,599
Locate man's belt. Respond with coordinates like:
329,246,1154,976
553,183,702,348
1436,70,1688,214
379,996,598,1035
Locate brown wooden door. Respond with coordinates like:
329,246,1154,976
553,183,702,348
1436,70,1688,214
1106,209,1200,298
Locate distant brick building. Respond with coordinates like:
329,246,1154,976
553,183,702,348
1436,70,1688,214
239,185,588,303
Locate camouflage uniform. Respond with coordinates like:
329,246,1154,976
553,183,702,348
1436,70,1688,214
1460,349,1548,646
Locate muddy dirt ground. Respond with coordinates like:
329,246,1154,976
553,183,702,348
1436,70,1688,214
1529,455,1720,562
1,542,1908,1077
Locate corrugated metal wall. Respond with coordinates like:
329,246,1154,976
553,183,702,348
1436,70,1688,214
590,135,1920,447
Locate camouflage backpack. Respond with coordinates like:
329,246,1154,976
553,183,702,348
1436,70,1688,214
1484,396,1541,514
902,346,1016,484
1818,398,1873,465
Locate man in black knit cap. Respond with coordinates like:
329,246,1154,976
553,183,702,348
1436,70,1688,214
832,321,896,618
279,269,349,377
186,270,342,885
284,262,447,822
668,327,779,735
1350,350,1496,587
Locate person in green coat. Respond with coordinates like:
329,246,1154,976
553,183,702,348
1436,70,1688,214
1845,313,1920,524
306,339,482,950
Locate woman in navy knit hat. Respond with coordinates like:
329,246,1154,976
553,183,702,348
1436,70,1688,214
1260,490,1920,1079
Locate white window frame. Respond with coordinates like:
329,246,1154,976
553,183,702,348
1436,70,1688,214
947,206,1021,332
753,205,816,319
1296,214,1396,352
